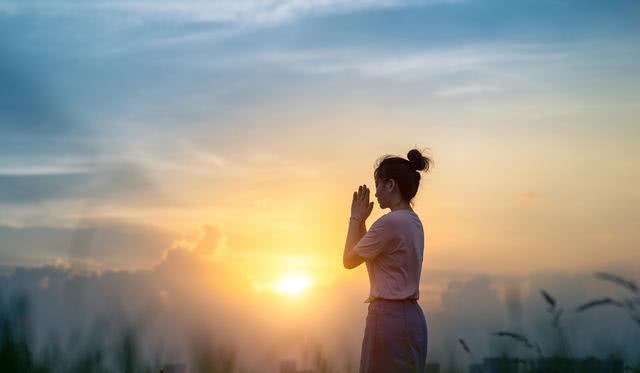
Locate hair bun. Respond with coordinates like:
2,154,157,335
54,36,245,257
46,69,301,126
407,149,430,172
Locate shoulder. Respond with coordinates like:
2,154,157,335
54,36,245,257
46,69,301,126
386,210,423,230
371,210,421,228
387,209,419,221
368,213,395,231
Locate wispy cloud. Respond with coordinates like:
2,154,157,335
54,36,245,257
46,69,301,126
164,42,563,80
252,43,568,80
0,156,93,176
5,0,463,24
3,0,466,54
435,84,502,97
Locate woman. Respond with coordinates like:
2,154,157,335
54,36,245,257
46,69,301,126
343,149,432,373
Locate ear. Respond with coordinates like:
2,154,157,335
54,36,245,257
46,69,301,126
387,179,396,192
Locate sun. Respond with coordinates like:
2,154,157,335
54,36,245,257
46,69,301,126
274,272,313,297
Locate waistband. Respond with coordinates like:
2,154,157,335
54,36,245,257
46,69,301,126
371,298,418,303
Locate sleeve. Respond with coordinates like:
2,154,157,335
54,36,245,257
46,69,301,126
352,216,391,260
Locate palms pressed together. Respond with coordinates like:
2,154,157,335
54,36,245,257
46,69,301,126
351,184,374,222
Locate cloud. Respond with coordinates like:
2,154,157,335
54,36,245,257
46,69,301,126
5,0,462,25
251,43,567,80
1,257,639,372
0,0,468,58
0,157,92,176
193,225,224,257
426,269,640,362
0,220,174,270
435,84,502,97
166,224,225,259
0,158,171,207
0,173,93,204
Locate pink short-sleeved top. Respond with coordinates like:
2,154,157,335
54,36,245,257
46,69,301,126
352,209,425,303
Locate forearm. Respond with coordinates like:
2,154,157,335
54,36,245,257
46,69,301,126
344,184,373,268
343,217,366,261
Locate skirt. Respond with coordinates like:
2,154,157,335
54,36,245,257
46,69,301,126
359,298,428,373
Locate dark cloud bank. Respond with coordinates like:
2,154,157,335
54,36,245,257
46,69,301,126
1,244,638,372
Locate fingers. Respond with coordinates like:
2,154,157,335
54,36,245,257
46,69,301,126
352,185,375,219
354,184,371,204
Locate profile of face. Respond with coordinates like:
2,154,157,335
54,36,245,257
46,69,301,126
374,177,398,209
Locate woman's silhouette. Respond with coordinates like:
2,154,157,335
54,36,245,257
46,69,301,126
343,149,432,373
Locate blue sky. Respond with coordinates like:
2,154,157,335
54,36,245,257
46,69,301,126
1,0,639,273
1,3,640,368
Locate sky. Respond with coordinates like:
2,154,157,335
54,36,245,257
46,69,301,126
1,0,638,275
1,1,640,369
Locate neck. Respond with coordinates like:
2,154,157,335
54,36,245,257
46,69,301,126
389,199,412,212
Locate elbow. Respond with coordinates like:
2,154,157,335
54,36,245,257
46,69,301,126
343,256,356,270
343,253,362,269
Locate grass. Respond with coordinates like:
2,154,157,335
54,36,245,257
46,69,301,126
455,272,640,373
1,271,639,372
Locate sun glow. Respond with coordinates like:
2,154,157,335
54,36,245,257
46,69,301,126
274,272,313,297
